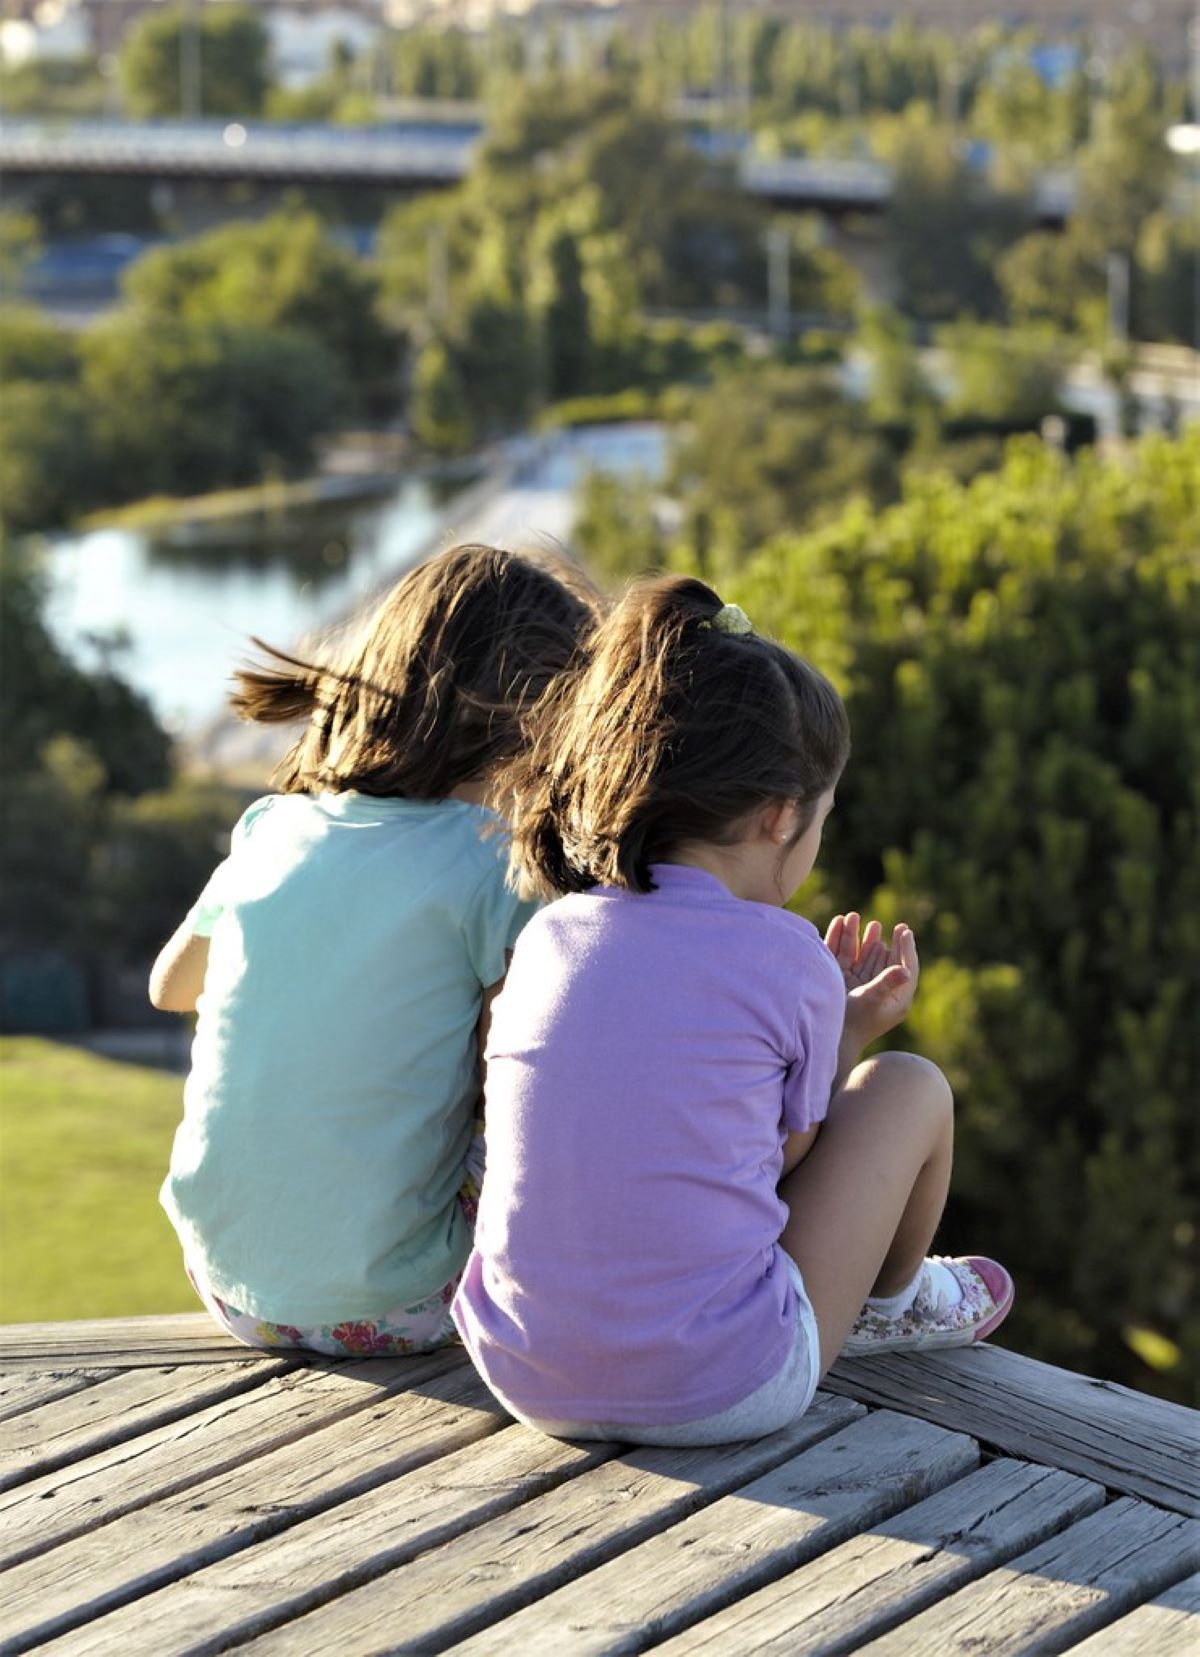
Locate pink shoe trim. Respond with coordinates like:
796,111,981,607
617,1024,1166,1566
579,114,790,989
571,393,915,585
962,1255,1015,1342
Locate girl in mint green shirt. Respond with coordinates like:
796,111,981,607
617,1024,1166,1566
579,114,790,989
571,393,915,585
150,544,595,1356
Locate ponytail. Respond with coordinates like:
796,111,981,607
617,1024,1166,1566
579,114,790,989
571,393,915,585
501,574,848,897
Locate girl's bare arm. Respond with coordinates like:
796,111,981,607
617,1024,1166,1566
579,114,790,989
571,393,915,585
781,1123,821,1177
475,952,513,1098
149,922,210,1013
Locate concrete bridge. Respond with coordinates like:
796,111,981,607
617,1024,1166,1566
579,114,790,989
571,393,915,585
0,118,1075,221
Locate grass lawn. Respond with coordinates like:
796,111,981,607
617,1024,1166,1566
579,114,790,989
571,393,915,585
0,1036,196,1323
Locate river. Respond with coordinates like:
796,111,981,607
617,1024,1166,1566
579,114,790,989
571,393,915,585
44,422,670,739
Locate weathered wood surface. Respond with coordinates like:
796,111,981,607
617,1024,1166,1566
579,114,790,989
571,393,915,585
0,1359,503,1651
0,1360,291,1490
0,1313,277,1369
827,1343,1200,1517
0,1372,110,1424
857,1499,1200,1656
1067,1569,1200,1654
225,1392,865,1656
4,1316,1198,1657
656,1459,1105,1656
442,1411,979,1657
35,1426,615,1657
0,1346,462,1565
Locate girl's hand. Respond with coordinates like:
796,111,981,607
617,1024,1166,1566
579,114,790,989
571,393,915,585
824,912,919,1044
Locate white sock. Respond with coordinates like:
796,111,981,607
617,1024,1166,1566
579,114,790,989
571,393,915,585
867,1259,963,1319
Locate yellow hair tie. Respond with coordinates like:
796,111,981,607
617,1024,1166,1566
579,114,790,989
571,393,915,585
701,603,753,636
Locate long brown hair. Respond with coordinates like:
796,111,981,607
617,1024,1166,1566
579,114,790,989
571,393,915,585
231,543,598,799
502,574,849,895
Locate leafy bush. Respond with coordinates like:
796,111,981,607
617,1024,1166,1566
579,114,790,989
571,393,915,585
718,432,1200,1401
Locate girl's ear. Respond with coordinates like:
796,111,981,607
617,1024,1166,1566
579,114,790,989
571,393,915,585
758,799,802,847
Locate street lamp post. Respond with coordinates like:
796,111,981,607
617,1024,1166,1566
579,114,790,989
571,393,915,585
766,224,790,340
1166,119,1200,351
181,0,202,121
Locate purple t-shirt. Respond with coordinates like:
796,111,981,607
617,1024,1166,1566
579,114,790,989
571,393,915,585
452,862,846,1425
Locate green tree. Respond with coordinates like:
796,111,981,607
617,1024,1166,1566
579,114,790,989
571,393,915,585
887,114,1032,322
386,24,485,100
465,78,769,314
0,542,241,979
0,305,78,382
0,382,99,537
997,229,1105,336
446,287,541,436
1135,211,1200,347
81,316,343,500
0,214,42,301
376,195,473,330
940,320,1065,424
719,430,1200,1401
92,782,240,964
529,222,593,401
122,210,398,418
0,542,170,802
409,338,473,454
573,469,667,587
1072,51,1176,261
970,50,1089,166
118,3,269,117
859,306,937,424
0,53,109,119
670,367,901,560
0,740,104,962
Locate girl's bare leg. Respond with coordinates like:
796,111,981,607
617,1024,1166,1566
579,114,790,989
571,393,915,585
779,1051,954,1377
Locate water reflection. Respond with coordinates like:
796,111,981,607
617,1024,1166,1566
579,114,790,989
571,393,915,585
45,425,670,739
45,474,472,733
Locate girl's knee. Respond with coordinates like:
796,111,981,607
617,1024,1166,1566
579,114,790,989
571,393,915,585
848,1050,953,1119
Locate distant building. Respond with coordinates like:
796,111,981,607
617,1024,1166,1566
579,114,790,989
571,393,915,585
0,0,89,65
0,0,391,83
269,4,382,87
3,0,1192,78
384,0,1195,75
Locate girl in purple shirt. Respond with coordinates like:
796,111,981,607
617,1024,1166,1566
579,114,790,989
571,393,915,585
453,575,1013,1444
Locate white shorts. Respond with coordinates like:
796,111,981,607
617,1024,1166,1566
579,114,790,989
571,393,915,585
506,1253,822,1447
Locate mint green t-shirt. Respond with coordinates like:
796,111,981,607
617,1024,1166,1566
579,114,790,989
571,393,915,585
161,791,536,1325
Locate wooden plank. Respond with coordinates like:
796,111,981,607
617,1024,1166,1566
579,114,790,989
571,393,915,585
856,1498,1200,1656
655,1459,1105,1655
225,1391,865,1657
826,1344,1200,1517
0,1345,466,1568
33,1425,616,1657
0,1357,506,1651
426,1409,980,1657
0,1373,112,1424
0,1313,285,1369
1066,1569,1200,1655
0,1361,292,1490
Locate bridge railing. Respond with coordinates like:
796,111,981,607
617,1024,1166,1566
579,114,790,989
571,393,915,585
0,119,1076,215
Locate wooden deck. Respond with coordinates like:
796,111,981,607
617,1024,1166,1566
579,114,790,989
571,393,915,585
1,1316,1196,1655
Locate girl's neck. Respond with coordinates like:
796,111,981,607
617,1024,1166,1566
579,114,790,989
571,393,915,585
449,777,491,808
662,842,757,902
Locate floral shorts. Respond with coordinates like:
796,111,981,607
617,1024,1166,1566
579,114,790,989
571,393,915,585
189,1129,485,1359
